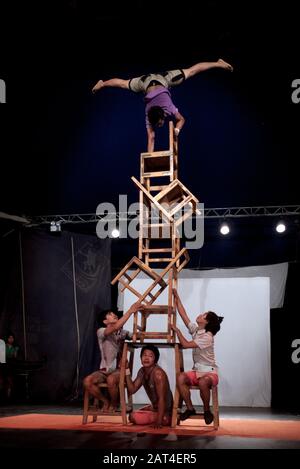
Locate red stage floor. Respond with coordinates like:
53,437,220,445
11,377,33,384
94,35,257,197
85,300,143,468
1,412,300,441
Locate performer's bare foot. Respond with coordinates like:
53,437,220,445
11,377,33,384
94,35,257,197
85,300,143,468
108,405,119,413
101,400,111,412
217,59,233,72
92,80,104,93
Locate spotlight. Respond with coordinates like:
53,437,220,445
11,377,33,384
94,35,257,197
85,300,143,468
275,221,286,233
220,221,230,235
50,221,61,232
111,228,120,238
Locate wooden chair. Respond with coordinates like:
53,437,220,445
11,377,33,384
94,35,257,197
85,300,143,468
140,121,178,190
171,344,219,430
111,256,167,305
132,176,200,228
118,341,178,424
82,371,133,425
132,304,176,343
172,384,219,430
111,248,189,307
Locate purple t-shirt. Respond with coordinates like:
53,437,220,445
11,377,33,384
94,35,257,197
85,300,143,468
144,86,178,128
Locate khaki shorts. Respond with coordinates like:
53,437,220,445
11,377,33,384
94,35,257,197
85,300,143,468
89,370,108,385
89,369,120,385
129,69,185,93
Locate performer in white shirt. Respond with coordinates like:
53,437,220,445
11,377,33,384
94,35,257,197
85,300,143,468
171,289,223,424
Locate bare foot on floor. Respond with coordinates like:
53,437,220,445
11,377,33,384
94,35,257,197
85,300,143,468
218,58,233,72
101,401,111,412
108,405,119,413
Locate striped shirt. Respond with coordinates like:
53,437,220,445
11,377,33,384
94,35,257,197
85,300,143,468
188,322,218,373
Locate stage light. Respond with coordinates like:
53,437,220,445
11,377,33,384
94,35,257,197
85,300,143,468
276,221,286,233
220,221,230,235
50,221,61,232
111,228,120,238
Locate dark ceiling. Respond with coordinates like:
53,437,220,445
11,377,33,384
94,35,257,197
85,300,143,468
0,1,299,220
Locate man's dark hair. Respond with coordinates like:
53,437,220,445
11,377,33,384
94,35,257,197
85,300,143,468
5,332,16,343
140,344,160,363
205,312,224,336
96,308,119,328
147,106,165,127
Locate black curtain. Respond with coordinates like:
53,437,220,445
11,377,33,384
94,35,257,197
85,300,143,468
0,228,111,402
271,262,300,413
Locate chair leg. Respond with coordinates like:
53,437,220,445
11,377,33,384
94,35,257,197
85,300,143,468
92,398,99,423
172,345,184,427
82,388,90,424
171,387,180,427
119,342,129,425
212,386,219,430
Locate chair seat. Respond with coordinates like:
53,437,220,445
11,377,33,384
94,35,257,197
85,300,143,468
82,379,132,424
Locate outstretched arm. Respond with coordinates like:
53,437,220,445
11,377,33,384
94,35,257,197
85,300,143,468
153,369,168,428
170,324,197,349
173,289,191,328
174,111,185,136
183,58,233,80
92,78,130,94
147,127,155,152
125,368,143,395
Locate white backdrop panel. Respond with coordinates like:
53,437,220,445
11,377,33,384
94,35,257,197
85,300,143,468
123,277,271,407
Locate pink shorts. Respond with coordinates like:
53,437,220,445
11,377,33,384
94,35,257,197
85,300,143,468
186,370,219,387
130,405,171,426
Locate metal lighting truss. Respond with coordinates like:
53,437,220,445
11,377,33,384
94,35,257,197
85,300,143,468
25,205,300,227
